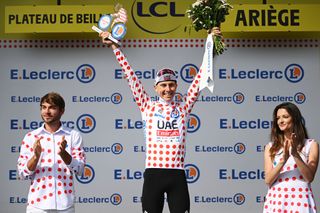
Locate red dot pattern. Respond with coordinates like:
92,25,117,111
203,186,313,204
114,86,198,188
0,39,318,49
17,131,85,209
114,49,202,169
263,140,317,212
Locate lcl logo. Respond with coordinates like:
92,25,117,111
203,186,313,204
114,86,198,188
131,1,185,34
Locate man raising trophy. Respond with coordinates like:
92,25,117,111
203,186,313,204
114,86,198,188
97,2,228,212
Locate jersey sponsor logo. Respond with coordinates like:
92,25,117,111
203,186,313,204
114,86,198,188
76,164,95,184
156,119,179,138
170,108,180,118
157,129,179,137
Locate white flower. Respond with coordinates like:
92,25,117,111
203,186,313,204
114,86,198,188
192,1,202,7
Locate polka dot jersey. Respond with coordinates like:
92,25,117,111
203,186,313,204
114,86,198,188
17,124,86,210
113,48,202,170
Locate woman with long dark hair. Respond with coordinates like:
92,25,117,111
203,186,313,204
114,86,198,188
263,102,319,212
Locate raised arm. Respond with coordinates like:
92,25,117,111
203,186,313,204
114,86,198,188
100,32,150,111
184,27,222,114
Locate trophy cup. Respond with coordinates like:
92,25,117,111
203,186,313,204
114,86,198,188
92,4,127,46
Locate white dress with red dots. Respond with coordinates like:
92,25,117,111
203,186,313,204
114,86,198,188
17,124,86,210
113,48,202,170
263,139,317,213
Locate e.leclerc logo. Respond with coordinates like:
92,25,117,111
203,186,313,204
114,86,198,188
10,64,96,83
187,113,200,133
131,0,185,34
195,142,246,154
219,118,272,129
76,164,95,184
76,114,96,133
219,63,304,83
76,193,122,206
194,193,245,205
219,168,265,180
72,92,123,104
83,143,123,155
185,164,200,183
180,64,199,83
255,92,306,104
10,114,96,134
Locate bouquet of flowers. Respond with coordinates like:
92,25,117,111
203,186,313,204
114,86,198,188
186,0,232,55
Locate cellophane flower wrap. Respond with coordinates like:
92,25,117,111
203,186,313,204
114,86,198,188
186,0,233,55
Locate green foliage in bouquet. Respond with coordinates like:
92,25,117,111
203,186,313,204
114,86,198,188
186,0,233,55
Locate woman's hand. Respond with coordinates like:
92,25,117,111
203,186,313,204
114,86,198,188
290,133,299,157
280,139,290,165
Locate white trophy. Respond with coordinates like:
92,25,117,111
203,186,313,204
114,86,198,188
92,4,127,46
